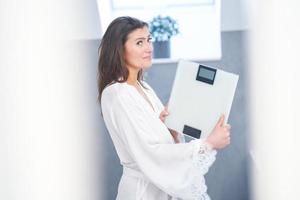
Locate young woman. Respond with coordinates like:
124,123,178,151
98,16,231,200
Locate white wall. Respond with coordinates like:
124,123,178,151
59,0,101,39
249,1,300,199
0,1,104,199
221,0,249,31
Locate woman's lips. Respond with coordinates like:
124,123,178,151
143,56,152,60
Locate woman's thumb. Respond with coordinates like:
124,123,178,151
217,114,225,127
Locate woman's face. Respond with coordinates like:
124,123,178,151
124,26,153,71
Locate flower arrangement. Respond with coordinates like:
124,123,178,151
149,15,179,42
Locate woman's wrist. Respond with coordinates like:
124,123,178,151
204,139,214,151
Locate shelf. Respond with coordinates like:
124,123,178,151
152,56,220,65
152,58,180,64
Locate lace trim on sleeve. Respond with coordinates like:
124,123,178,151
193,141,217,175
189,140,217,199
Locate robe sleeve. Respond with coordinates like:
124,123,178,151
110,93,217,199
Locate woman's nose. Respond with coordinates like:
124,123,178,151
146,42,153,53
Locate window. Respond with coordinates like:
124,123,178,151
111,0,215,9
97,0,221,61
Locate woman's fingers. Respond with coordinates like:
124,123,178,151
164,109,169,116
160,110,169,117
223,124,231,132
159,106,169,122
224,124,231,129
207,118,232,149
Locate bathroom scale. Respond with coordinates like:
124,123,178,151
165,60,239,139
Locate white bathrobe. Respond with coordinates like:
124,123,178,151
101,81,217,200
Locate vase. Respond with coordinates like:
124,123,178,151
153,40,170,58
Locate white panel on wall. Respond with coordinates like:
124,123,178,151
0,1,104,199
249,1,300,199
58,0,102,39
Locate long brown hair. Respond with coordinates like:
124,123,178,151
97,16,148,105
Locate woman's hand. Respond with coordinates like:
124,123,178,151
168,128,180,143
159,106,169,123
205,114,231,149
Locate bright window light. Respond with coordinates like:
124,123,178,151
111,0,215,9
97,0,221,61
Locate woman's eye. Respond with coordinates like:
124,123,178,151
148,37,153,42
137,41,143,45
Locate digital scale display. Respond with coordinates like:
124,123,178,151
196,65,217,85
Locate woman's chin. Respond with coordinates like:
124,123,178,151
142,61,153,69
